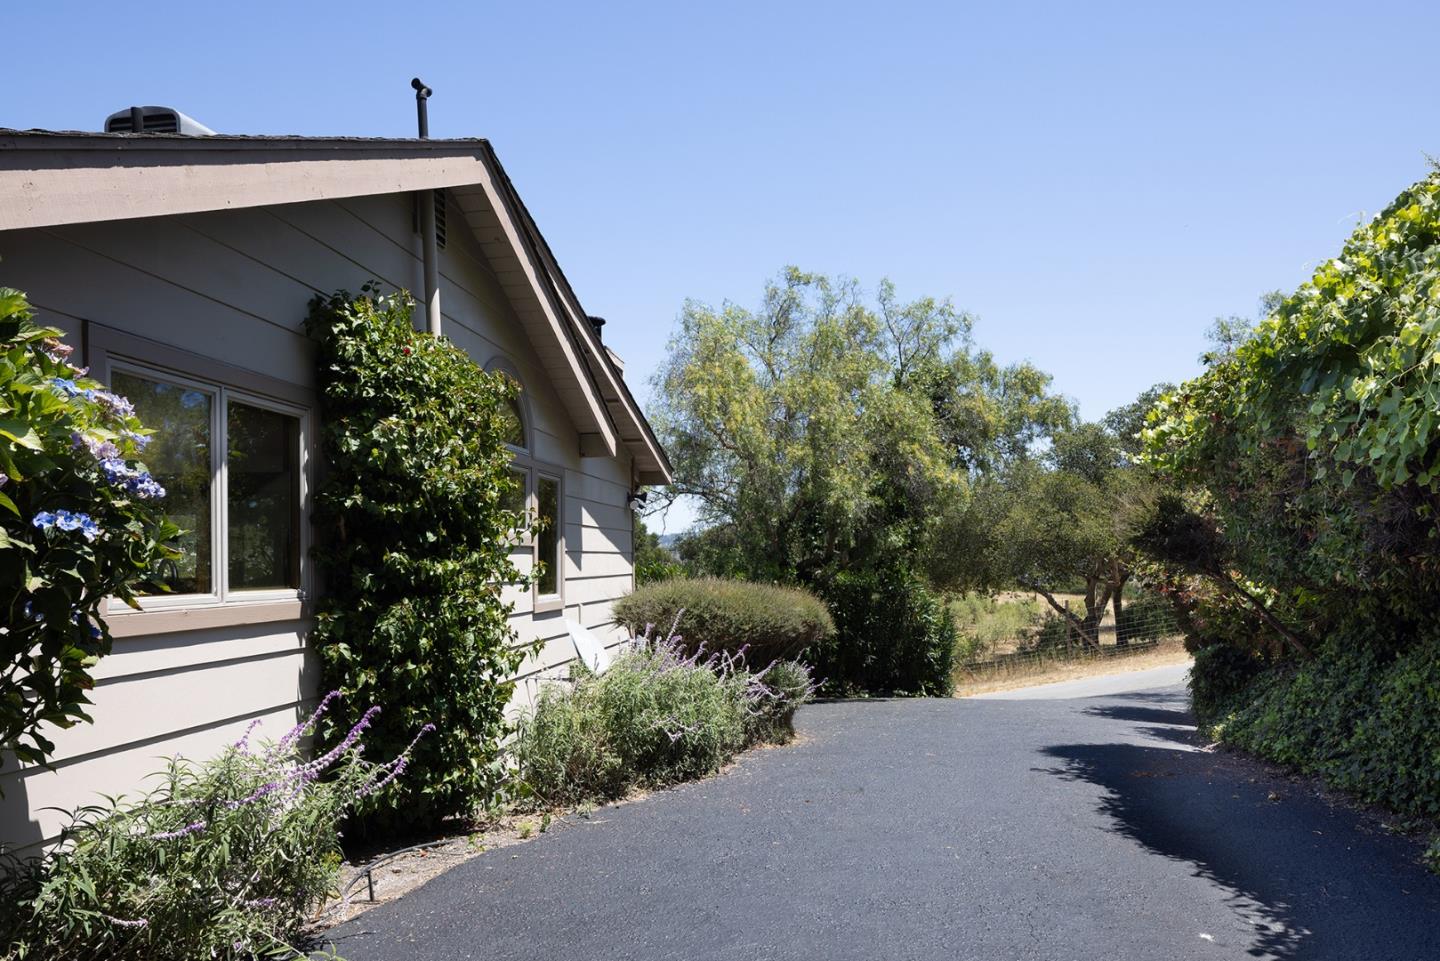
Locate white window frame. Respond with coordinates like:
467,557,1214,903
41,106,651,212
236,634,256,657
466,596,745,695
489,357,565,614
86,325,314,628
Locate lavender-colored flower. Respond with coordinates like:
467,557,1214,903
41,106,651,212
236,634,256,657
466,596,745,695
275,690,341,753
41,338,75,362
93,390,136,418
233,718,264,752
72,432,121,461
149,819,207,840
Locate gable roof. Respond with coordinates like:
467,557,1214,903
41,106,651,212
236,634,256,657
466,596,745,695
0,129,673,484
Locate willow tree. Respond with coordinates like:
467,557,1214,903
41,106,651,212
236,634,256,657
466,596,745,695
650,269,1068,692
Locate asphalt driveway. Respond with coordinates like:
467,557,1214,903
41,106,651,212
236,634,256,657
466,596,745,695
321,673,1440,960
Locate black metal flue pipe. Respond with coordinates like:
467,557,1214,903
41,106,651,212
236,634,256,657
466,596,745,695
411,78,433,138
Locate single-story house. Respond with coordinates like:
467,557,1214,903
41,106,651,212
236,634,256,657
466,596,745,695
0,116,671,853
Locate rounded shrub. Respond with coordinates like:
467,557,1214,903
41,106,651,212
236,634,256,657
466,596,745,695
810,564,957,696
613,577,834,663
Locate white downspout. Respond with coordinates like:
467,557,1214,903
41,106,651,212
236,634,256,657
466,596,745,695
419,192,441,336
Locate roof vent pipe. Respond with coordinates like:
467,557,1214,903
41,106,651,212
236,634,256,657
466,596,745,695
587,316,606,340
412,78,441,337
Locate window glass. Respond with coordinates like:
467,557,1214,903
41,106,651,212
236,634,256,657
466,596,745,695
227,401,301,590
501,468,527,526
112,370,214,595
499,395,525,449
536,475,560,596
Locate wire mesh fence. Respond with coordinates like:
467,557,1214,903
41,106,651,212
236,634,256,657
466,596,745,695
953,595,1187,685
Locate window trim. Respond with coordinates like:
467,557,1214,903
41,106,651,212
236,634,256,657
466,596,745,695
532,468,564,613
484,356,534,456
486,356,564,614
87,324,315,625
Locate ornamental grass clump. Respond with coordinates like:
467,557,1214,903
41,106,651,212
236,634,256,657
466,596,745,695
515,621,815,808
0,692,431,961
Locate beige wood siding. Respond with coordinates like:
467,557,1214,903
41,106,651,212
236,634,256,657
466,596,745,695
0,191,636,851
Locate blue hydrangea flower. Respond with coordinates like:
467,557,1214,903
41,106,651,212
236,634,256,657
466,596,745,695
72,432,121,461
121,430,153,451
93,391,136,418
98,458,165,500
38,509,101,541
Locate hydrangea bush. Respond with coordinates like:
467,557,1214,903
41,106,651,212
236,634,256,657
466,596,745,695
0,288,178,770
0,692,431,960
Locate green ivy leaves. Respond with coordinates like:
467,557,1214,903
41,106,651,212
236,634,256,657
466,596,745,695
305,286,534,831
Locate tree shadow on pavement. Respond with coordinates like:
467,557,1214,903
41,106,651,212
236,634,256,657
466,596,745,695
1039,702,1440,960
1081,704,1195,727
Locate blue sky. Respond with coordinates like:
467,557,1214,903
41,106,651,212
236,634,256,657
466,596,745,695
9,1,1440,532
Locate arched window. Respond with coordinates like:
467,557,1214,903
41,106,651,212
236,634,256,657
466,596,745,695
499,392,526,449
486,357,564,612
485,358,529,452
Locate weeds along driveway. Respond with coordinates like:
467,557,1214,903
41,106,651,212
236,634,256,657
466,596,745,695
319,681,1440,961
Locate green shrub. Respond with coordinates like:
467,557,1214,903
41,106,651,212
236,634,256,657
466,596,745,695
514,638,812,808
1030,614,1073,652
747,659,816,743
306,287,532,832
613,577,834,664
810,564,956,696
0,288,178,771
1217,636,1440,822
1116,591,1183,644
1189,643,1267,723
0,692,429,960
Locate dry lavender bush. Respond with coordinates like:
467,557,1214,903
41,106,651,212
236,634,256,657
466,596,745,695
0,693,430,961
515,619,815,808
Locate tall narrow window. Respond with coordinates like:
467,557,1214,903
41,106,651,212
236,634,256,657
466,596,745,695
227,402,301,590
112,370,214,596
536,474,560,597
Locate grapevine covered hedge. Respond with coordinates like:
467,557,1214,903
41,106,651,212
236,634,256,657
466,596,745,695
0,288,177,771
1143,168,1440,637
306,286,533,831
1141,168,1440,856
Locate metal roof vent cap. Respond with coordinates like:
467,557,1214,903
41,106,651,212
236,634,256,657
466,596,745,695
104,106,216,135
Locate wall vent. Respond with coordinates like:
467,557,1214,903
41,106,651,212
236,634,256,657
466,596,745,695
415,189,447,249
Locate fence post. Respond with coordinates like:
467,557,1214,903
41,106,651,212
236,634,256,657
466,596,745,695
1065,600,1073,656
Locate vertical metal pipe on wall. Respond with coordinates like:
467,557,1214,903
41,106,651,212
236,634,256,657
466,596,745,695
412,78,442,336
